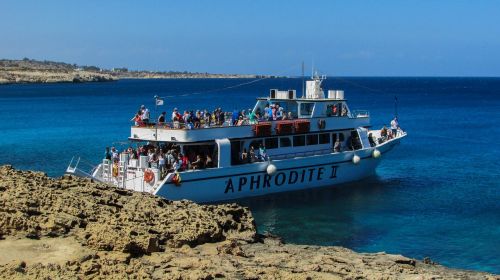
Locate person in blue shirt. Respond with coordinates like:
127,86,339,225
232,110,239,126
265,104,272,121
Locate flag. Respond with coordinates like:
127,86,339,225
156,97,164,106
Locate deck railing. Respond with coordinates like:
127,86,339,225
132,113,370,131
350,110,370,118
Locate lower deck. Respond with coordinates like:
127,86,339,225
67,127,405,201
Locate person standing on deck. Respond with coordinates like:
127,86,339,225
390,117,399,136
277,106,284,119
248,110,257,124
111,147,119,163
158,152,166,177
264,104,272,121
140,105,150,124
105,147,112,161
259,144,267,161
171,108,180,121
271,104,277,121
131,111,142,126
334,139,341,153
232,109,239,126
203,110,211,127
158,112,166,125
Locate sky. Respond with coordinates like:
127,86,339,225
1,0,499,76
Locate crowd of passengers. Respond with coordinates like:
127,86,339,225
239,144,269,164
105,142,215,178
106,118,401,176
131,104,300,129
131,98,356,130
368,118,401,146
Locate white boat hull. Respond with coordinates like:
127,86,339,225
154,138,401,203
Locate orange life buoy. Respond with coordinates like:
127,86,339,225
171,172,182,186
144,169,155,183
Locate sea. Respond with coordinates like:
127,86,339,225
0,78,499,273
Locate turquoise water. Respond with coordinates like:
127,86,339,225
0,78,499,273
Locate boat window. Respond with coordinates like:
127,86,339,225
249,139,263,149
293,135,305,147
279,101,299,118
230,141,242,165
265,138,279,149
350,130,363,150
339,133,345,141
280,137,291,147
319,133,330,144
332,133,345,142
306,134,318,145
300,102,314,116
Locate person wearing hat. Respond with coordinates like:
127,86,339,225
171,108,179,121
203,109,211,127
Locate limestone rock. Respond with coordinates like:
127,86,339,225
0,166,496,279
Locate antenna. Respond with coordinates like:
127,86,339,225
311,59,314,79
394,96,398,118
301,61,305,98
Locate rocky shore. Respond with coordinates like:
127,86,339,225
0,70,116,84
0,165,496,279
0,59,265,85
0,59,116,85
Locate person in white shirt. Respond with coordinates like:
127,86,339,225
333,139,341,153
158,152,166,177
111,147,119,163
146,148,155,166
141,105,150,124
390,117,399,136
171,108,179,121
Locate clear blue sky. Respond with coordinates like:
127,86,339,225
1,0,499,76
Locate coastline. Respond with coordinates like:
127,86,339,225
0,165,496,279
0,71,265,86
0,59,271,85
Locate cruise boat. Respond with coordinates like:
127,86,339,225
66,75,406,202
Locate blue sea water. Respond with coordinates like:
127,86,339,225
0,78,499,273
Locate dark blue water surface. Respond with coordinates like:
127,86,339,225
1,78,499,273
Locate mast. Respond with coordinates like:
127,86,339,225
301,61,305,98
394,96,398,118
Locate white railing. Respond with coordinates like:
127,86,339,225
350,110,370,118
66,156,103,182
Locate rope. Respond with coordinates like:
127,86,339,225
157,63,301,99
331,77,384,94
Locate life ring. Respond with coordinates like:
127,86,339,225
112,164,119,177
144,169,155,183
317,119,326,130
171,172,182,186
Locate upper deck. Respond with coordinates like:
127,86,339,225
130,75,370,143
131,114,370,143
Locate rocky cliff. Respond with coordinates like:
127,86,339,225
0,166,496,279
0,59,265,85
0,59,116,84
